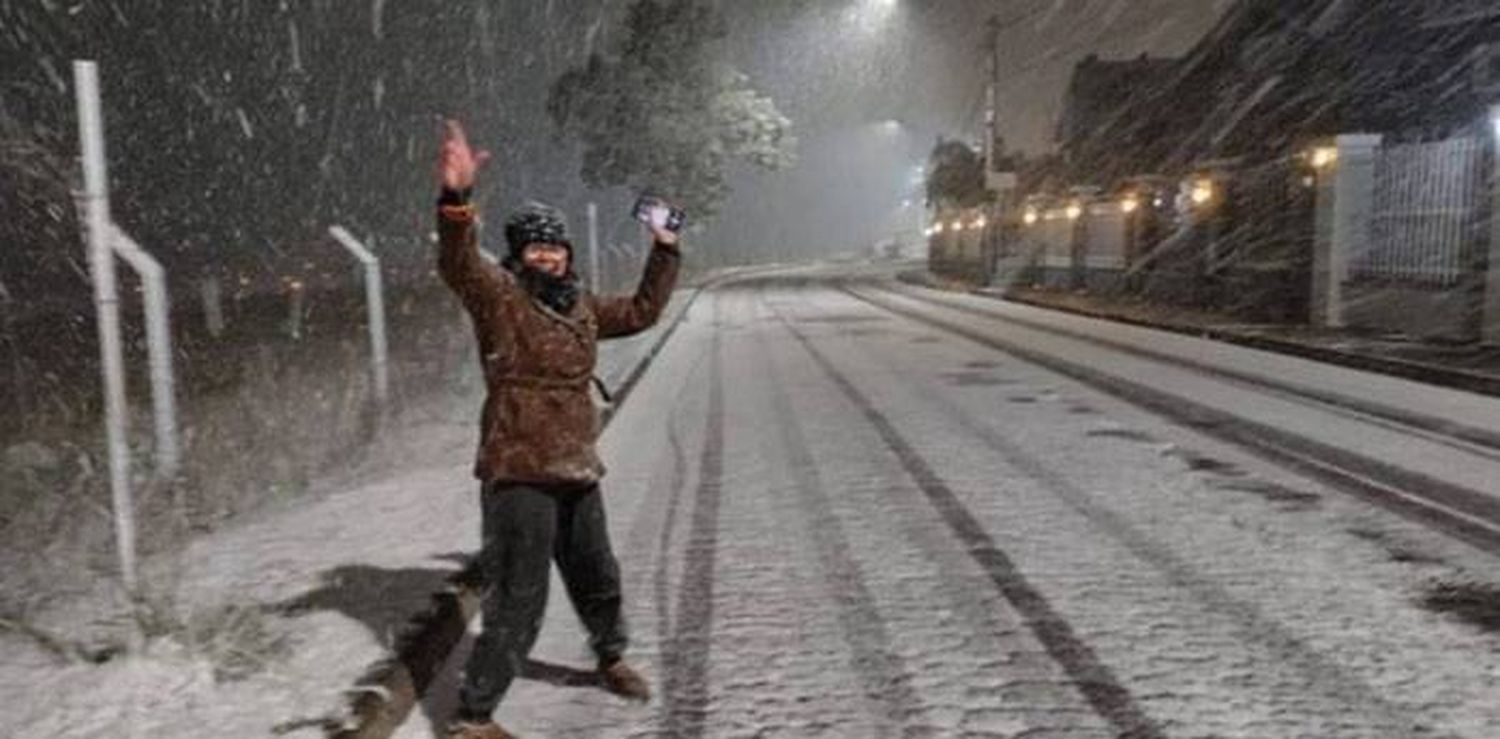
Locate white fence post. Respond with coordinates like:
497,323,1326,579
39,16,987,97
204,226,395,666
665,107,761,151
200,275,225,338
0,279,19,419
328,226,389,404
587,202,601,294
599,244,615,293
74,59,137,592
365,237,389,404
621,242,636,292
1485,105,1500,344
1311,133,1382,328
109,225,180,479
283,280,305,340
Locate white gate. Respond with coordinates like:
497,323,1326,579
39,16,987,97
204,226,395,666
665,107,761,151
1083,202,1127,269
1033,210,1075,268
1361,136,1487,286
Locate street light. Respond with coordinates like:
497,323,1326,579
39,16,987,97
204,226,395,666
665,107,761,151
1190,178,1215,206
1022,208,1039,226
1065,202,1083,220
1120,195,1140,214
1310,146,1338,169
862,0,898,21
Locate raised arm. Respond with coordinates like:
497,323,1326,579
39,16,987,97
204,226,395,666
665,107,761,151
435,120,510,314
593,222,682,339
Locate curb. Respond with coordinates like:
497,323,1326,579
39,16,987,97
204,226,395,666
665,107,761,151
897,271,1500,399
324,267,752,738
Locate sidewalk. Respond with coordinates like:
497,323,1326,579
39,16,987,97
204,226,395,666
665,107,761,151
0,289,701,739
903,271,1500,398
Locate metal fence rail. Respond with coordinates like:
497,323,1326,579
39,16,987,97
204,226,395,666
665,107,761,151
1363,136,1487,287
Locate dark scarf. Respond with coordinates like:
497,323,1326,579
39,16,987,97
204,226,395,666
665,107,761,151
513,263,581,316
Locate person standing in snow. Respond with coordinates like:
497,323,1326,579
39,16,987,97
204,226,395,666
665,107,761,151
435,120,680,739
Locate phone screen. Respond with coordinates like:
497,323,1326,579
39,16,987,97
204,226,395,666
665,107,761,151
646,204,669,229
634,196,686,233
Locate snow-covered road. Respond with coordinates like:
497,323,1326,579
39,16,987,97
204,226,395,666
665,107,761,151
397,269,1500,738
858,279,1500,530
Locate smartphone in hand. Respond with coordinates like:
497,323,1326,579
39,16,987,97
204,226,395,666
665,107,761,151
632,195,686,233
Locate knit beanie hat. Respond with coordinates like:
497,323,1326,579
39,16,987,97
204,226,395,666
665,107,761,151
503,201,573,262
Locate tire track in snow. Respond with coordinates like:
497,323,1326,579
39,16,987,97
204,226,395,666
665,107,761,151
765,298,1169,739
750,318,929,733
838,286,1427,736
657,299,725,739
850,283,1500,557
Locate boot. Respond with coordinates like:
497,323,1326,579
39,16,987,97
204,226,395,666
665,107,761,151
600,659,651,702
445,719,516,739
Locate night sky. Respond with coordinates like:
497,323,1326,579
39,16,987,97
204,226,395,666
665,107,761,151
0,1,1229,306
706,0,1230,258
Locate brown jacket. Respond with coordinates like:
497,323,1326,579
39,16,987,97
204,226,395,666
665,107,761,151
438,203,680,484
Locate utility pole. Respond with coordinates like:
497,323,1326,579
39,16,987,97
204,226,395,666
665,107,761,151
979,7,1047,174
985,15,1001,175
983,15,1007,284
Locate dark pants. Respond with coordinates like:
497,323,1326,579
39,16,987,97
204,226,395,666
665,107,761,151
457,481,628,719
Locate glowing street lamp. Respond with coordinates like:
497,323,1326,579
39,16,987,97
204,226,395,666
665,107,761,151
933,222,945,234
1190,178,1215,206
1022,208,1039,226
1120,195,1140,214
1065,202,1083,220
1310,146,1338,169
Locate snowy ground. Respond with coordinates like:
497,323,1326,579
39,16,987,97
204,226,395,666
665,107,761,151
0,289,698,739
7,268,1500,738
392,270,1500,738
